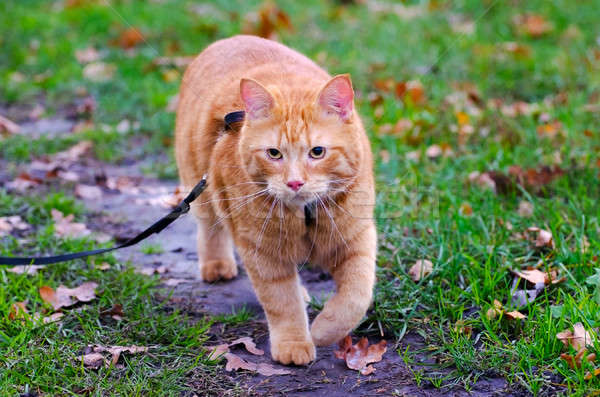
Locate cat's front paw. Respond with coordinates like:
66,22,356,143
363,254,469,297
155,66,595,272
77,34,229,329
310,312,349,346
200,259,238,282
271,340,315,365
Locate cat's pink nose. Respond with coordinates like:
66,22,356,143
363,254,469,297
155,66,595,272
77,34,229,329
286,180,304,192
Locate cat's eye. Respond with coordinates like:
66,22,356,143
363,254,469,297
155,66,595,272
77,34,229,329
309,146,326,159
267,148,282,159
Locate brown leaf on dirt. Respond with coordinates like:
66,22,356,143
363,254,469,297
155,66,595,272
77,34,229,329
334,336,387,374
5,172,42,192
224,352,291,376
0,114,21,136
0,215,30,237
39,282,98,310
557,323,595,352
408,259,433,281
514,14,554,38
6,265,44,275
57,140,94,161
525,227,555,249
100,303,124,321
163,278,189,286
207,344,231,360
229,337,265,356
209,336,265,358
242,1,294,39
9,302,28,320
82,352,105,369
137,265,168,276
51,209,91,238
75,184,103,200
113,27,145,49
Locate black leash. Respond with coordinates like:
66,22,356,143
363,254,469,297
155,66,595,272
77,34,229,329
0,176,207,266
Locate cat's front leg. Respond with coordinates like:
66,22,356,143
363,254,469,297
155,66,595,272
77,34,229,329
310,225,376,346
243,259,315,365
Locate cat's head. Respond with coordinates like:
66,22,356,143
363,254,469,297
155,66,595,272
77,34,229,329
238,75,364,206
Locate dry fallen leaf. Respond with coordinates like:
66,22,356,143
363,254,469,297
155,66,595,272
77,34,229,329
39,282,98,310
229,337,265,356
505,310,527,320
514,14,554,38
408,259,433,281
9,301,28,320
585,368,600,380
137,265,168,276
0,114,21,136
92,345,148,366
113,27,145,49
51,209,91,238
82,352,105,370
520,226,555,249
561,350,596,370
242,1,294,39
0,215,30,237
557,323,595,352
100,303,124,321
5,173,42,192
224,352,291,376
334,336,387,375
75,184,103,200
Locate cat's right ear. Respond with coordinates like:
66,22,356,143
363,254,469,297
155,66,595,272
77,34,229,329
240,78,274,120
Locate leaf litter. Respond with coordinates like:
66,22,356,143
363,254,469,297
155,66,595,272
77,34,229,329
208,336,291,376
82,344,148,369
39,281,98,310
334,335,387,375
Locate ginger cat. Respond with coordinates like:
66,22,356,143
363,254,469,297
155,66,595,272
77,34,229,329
175,35,376,365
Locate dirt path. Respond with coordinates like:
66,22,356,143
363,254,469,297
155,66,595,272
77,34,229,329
78,162,518,397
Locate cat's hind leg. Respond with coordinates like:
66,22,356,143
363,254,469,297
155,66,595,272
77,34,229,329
192,204,238,282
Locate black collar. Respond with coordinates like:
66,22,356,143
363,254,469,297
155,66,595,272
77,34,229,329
304,202,316,227
224,110,245,131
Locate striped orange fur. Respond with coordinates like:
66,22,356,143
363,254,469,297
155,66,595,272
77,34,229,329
175,35,376,365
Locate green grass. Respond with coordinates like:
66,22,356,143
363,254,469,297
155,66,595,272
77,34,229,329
0,191,229,396
1,0,600,395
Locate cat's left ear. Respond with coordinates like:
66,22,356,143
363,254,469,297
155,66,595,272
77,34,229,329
317,74,354,123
